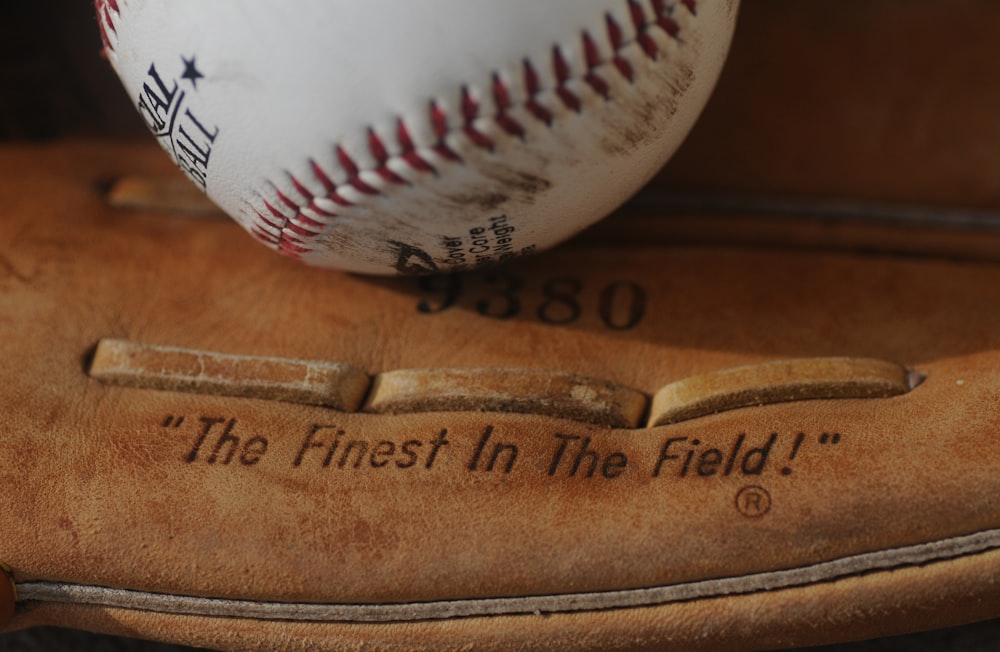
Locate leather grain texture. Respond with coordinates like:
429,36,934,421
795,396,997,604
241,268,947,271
0,141,997,650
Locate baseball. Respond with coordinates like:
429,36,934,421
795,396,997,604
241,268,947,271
96,1,737,275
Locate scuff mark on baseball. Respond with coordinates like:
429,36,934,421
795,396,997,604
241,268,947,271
96,0,738,275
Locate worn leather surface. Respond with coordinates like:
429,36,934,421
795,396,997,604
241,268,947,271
2,1,1000,649
0,141,997,650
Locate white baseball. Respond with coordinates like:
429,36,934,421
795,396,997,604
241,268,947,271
97,0,737,275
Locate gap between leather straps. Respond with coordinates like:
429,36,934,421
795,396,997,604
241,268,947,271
635,191,1000,230
13,529,1000,622
0,562,15,625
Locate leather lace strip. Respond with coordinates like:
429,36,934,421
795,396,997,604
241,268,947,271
365,368,648,428
90,339,370,413
650,358,917,426
89,339,918,429
14,529,1000,622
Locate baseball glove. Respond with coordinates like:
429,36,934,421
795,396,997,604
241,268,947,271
1,1,999,651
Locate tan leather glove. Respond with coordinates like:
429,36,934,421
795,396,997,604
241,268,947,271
1,1,999,650
0,133,997,650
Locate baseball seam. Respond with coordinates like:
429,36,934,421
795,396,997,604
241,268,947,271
96,0,697,261
94,0,121,55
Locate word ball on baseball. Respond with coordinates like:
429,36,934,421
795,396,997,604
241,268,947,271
97,0,738,275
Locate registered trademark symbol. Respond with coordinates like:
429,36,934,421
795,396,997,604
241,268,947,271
735,485,772,518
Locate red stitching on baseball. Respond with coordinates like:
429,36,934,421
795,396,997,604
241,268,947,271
336,146,380,195
254,211,282,234
367,128,408,185
94,0,120,54
256,198,323,261
291,210,324,230
461,87,496,151
397,119,437,174
306,203,336,219
292,212,327,229
652,0,682,38
262,202,289,223
430,101,463,162
492,74,526,139
251,220,280,238
284,220,323,238
250,0,696,260
287,175,314,202
629,1,660,59
276,189,301,214
308,160,336,195
251,226,280,246
307,161,353,208
523,60,554,126
606,14,635,82
553,47,583,113
582,33,611,99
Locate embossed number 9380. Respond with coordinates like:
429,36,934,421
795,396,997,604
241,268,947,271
416,273,647,330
